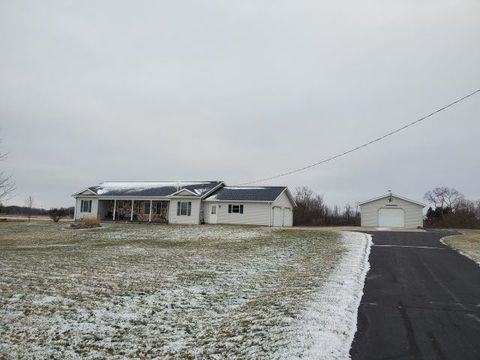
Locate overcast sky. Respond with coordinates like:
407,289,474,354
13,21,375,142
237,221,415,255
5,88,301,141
1,0,479,209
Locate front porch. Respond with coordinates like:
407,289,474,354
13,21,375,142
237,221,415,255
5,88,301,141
98,199,169,223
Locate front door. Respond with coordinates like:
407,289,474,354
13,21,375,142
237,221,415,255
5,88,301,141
210,205,218,224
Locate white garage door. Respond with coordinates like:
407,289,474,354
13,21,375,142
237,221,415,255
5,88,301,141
283,208,292,227
378,208,405,228
273,207,283,226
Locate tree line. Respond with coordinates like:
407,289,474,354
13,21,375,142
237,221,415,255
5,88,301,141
0,204,74,222
424,187,480,229
293,186,480,229
0,204,74,217
293,187,360,226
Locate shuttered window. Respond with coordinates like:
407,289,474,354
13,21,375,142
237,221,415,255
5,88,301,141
177,201,192,216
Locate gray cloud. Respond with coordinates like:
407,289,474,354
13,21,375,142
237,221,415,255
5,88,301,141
1,0,479,208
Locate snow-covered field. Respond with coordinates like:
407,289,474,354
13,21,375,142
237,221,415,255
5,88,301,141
0,223,370,359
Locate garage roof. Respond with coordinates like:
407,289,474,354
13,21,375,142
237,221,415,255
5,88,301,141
359,193,425,207
204,186,291,202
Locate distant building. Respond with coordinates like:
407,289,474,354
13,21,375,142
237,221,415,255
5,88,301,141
72,181,295,227
359,192,425,228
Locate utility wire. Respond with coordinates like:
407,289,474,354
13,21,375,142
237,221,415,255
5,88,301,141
239,88,480,185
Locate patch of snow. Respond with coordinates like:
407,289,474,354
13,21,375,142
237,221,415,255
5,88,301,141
95,181,218,196
99,181,212,188
31,295,73,306
276,231,372,359
0,225,365,358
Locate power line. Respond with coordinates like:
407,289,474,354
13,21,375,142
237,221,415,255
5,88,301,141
239,88,480,185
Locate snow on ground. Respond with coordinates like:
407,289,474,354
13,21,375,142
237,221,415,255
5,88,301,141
0,224,371,359
276,232,372,359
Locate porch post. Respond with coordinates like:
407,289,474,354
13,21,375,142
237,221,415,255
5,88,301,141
73,199,77,221
149,200,153,222
130,200,134,221
113,199,116,220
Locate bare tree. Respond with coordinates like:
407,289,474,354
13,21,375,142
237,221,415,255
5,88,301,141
344,203,353,222
424,187,480,229
424,187,464,211
293,187,360,226
0,148,15,205
25,195,34,222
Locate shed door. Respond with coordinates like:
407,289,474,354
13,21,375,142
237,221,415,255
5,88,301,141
283,208,292,227
378,208,405,228
273,207,283,226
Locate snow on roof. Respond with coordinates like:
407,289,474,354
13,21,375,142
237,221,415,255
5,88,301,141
82,181,222,198
222,187,268,190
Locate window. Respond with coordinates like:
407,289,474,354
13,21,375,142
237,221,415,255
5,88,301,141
228,204,244,214
177,201,192,216
211,206,216,214
80,200,92,213
144,202,150,214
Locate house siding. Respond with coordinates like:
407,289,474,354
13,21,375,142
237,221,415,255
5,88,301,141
214,202,271,226
74,197,98,220
360,196,424,228
168,199,201,225
272,191,291,208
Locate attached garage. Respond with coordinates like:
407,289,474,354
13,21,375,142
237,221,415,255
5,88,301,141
203,186,296,227
359,193,425,229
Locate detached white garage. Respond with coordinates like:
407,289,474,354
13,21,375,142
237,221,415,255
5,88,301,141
359,193,425,229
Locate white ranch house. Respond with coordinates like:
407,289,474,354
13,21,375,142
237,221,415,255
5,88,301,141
73,181,295,227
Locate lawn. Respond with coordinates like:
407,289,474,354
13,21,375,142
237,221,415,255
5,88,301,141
0,223,370,359
442,229,480,264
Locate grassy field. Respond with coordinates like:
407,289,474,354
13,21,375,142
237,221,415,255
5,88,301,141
442,229,480,264
0,222,351,359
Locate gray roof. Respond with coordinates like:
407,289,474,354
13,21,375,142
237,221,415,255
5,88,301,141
82,181,222,197
204,186,287,202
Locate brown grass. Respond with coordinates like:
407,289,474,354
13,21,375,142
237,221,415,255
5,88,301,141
0,223,343,358
442,229,480,264
70,218,101,228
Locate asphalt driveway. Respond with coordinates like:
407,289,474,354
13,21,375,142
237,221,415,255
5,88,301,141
350,230,480,360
